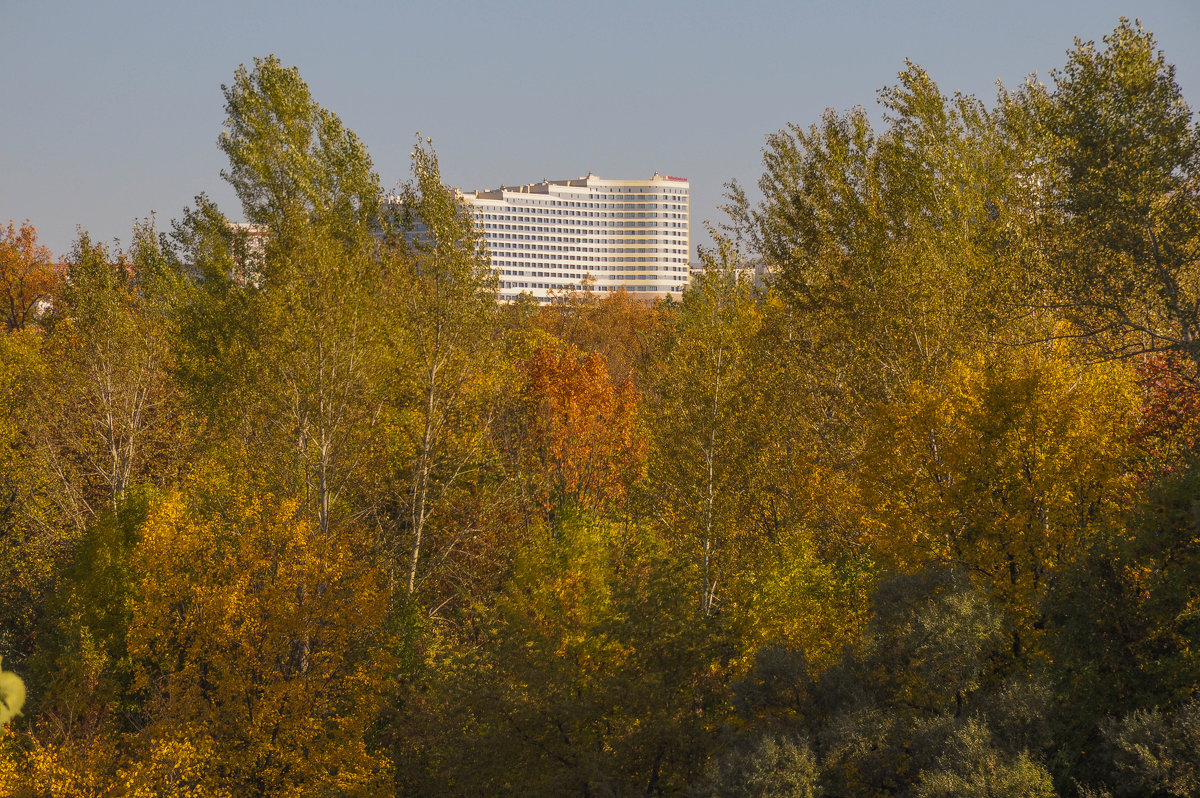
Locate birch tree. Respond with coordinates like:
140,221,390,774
33,228,176,526
212,55,387,539
382,141,499,597
648,237,759,615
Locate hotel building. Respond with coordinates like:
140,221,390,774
457,173,690,302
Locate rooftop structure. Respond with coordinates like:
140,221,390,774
457,173,690,302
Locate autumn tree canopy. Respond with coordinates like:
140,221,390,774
3,23,1200,797
0,221,57,332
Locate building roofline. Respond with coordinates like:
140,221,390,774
458,173,689,199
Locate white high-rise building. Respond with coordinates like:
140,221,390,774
457,173,690,302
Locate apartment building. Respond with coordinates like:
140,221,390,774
457,173,690,302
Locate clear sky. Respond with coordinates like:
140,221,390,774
3,1,1197,259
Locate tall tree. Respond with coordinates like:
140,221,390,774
381,140,499,597
32,229,177,526
1037,19,1200,370
858,345,1140,647
647,238,759,616
219,55,380,247
723,63,1026,409
211,55,388,539
124,471,394,795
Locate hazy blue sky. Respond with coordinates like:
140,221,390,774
3,1,1197,258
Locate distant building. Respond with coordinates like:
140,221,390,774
457,173,690,302
229,222,269,286
689,257,773,291
751,259,775,291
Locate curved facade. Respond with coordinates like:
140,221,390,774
459,173,690,302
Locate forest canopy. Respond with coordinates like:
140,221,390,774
2,21,1200,797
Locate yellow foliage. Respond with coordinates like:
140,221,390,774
859,345,1140,629
0,727,118,798
124,471,394,795
116,733,232,798
0,663,23,729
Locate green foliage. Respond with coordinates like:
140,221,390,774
709,569,1056,797
724,61,1027,406
167,196,258,432
220,55,380,243
0,331,70,665
1102,698,1200,797
646,238,761,616
1052,19,1195,250
1042,455,1200,792
34,488,154,707
916,719,1056,798
694,734,822,798
60,228,182,514
1038,19,1200,366
4,20,1200,797
404,516,719,796
193,55,392,546
379,139,502,598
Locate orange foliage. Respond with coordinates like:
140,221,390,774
521,345,646,516
0,221,59,332
1135,353,1200,467
530,288,665,386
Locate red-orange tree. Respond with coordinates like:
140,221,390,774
519,345,645,520
1135,353,1200,470
0,221,58,332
